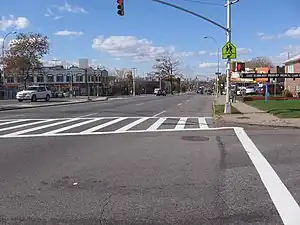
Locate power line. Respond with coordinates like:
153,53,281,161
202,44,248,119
181,0,224,6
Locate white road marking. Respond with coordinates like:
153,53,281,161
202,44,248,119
198,117,208,128
43,118,102,135
177,103,182,106
152,110,166,117
116,117,148,132
136,103,144,106
2,118,81,137
0,120,28,126
0,119,54,132
146,118,166,131
80,117,127,133
174,117,187,130
234,127,300,225
0,127,235,138
79,113,98,118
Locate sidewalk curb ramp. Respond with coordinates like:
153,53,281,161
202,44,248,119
0,97,108,112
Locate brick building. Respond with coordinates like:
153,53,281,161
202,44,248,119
284,54,300,95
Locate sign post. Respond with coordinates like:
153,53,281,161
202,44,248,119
265,83,268,104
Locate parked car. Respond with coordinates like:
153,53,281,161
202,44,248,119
16,86,51,102
257,84,284,96
156,89,166,96
245,86,257,95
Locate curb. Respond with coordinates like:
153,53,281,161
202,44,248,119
215,117,300,129
0,98,108,112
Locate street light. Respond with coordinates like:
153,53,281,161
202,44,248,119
1,31,17,85
204,36,220,96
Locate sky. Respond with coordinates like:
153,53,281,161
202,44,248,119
0,0,299,78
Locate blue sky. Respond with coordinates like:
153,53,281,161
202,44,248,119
0,0,299,77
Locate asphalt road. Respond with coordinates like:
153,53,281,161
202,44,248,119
0,94,299,224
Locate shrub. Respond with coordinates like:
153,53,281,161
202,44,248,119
282,89,293,97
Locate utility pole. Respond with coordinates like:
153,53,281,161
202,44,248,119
152,0,240,113
224,0,239,114
132,68,136,96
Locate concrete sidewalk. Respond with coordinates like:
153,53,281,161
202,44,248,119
214,95,300,128
0,97,108,111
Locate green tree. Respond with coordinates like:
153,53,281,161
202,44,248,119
3,32,50,88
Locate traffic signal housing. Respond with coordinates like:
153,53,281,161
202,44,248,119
236,62,245,72
117,0,124,16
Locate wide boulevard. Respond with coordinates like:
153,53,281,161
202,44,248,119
0,94,299,224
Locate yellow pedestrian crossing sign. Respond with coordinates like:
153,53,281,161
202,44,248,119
222,42,237,59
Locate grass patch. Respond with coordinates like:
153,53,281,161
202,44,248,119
247,100,300,118
214,104,241,116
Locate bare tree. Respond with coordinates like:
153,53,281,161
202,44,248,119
245,56,273,69
3,32,50,88
153,53,181,92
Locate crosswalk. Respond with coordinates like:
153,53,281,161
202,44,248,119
0,117,213,138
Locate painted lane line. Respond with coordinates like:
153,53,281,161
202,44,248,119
152,110,166,117
0,119,55,132
198,117,208,128
80,117,127,134
177,103,182,106
0,120,29,126
234,127,300,225
3,118,81,137
174,117,187,130
43,118,103,135
146,118,166,131
136,103,144,106
116,117,149,132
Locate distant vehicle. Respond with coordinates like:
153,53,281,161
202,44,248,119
156,89,166,96
154,88,160,95
16,86,51,102
245,86,257,95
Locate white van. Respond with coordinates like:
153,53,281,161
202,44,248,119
154,88,160,94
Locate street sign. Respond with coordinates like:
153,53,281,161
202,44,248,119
222,42,237,59
240,73,300,78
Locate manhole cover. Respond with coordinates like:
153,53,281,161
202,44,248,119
236,116,250,119
181,136,209,142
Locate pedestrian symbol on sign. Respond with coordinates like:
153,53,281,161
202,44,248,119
222,42,237,59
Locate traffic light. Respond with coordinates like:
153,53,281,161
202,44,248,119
236,62,245,72
117,0,124,16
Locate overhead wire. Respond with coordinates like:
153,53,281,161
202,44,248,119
181,0,225,6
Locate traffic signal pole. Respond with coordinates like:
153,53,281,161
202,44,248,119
224,0,232,113
152,0,240,114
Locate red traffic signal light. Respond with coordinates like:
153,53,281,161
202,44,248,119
117,0,124,16
236,62,245,72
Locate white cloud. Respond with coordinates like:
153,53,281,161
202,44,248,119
237,48,252,55
256,32,276,40
45,8,63,20
92,35,176,61
281,45,300,55
0,15,29,30
198,50,206,55
54,30,83,36
257,27,300,41
284,27,300,38
199,62,218,68
56,2,87,13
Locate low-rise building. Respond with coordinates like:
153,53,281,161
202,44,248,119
284,54,300,95
1,66,110,98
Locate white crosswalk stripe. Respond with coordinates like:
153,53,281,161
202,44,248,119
0,117,213,138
